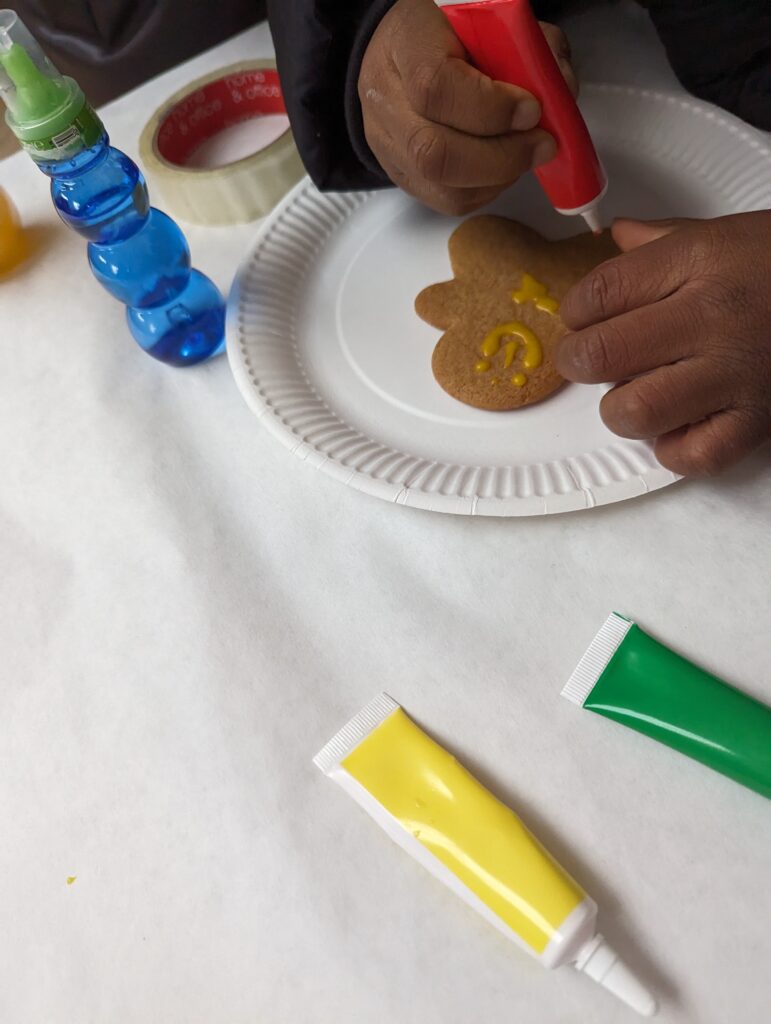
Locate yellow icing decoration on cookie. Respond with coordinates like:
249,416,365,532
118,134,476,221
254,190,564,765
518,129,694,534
511,373,527,387
475,359,491,373
512,273,559,314
503,340,517,369
480,321,542,371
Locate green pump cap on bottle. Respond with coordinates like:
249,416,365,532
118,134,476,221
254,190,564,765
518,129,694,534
0,8,101,153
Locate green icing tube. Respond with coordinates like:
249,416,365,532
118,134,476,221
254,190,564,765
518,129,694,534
562,613,771,799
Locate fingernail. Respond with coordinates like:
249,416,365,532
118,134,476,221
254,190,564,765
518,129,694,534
532,136,557,168
511,98,541,131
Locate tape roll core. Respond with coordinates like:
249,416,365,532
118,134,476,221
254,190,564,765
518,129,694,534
139,61,305,226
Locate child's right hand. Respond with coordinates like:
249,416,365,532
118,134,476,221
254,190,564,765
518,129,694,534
358,0,575,215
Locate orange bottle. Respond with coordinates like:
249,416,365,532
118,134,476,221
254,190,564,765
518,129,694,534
0,186,25,272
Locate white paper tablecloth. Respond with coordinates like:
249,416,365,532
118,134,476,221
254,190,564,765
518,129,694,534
1,6,769,1023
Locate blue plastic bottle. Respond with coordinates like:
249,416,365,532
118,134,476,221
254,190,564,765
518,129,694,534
0,10,224,366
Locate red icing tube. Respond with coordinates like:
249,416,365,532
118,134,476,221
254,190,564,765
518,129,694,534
438,0,606,231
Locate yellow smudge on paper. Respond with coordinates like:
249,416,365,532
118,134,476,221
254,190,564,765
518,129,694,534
66,876,77,885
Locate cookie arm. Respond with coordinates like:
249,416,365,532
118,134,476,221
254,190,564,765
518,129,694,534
414,281,467,330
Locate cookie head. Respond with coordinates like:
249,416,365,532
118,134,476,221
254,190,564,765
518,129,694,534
415,216,617,411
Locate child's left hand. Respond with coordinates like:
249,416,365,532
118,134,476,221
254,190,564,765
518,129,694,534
553,212,771,475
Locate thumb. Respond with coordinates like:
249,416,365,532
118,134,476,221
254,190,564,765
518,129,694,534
611,217,696,253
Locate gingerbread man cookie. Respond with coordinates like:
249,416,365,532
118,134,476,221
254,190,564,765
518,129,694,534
415,216,618,411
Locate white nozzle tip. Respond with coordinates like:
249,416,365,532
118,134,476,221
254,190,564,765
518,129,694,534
575,937,657,1017
581,207,603,235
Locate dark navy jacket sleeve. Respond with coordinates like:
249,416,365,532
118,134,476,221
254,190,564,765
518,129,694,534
267,0,397,190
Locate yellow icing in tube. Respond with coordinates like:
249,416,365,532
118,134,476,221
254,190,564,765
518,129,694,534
342,708,583,954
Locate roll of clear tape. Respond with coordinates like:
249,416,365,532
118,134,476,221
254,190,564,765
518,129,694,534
138,60,305,226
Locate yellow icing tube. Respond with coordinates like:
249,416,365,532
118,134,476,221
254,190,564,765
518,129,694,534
315,694,656,1017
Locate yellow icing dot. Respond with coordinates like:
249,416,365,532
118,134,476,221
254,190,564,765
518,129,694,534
512,373,527,387
475,359,491,373
512,273,559,314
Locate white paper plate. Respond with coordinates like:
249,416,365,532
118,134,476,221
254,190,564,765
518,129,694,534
227,84,771,516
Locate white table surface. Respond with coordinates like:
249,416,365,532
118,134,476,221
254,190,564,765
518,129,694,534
1,5,769,1023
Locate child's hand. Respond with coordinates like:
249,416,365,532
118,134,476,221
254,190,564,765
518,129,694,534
359,0,575,215
554,212,771,475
